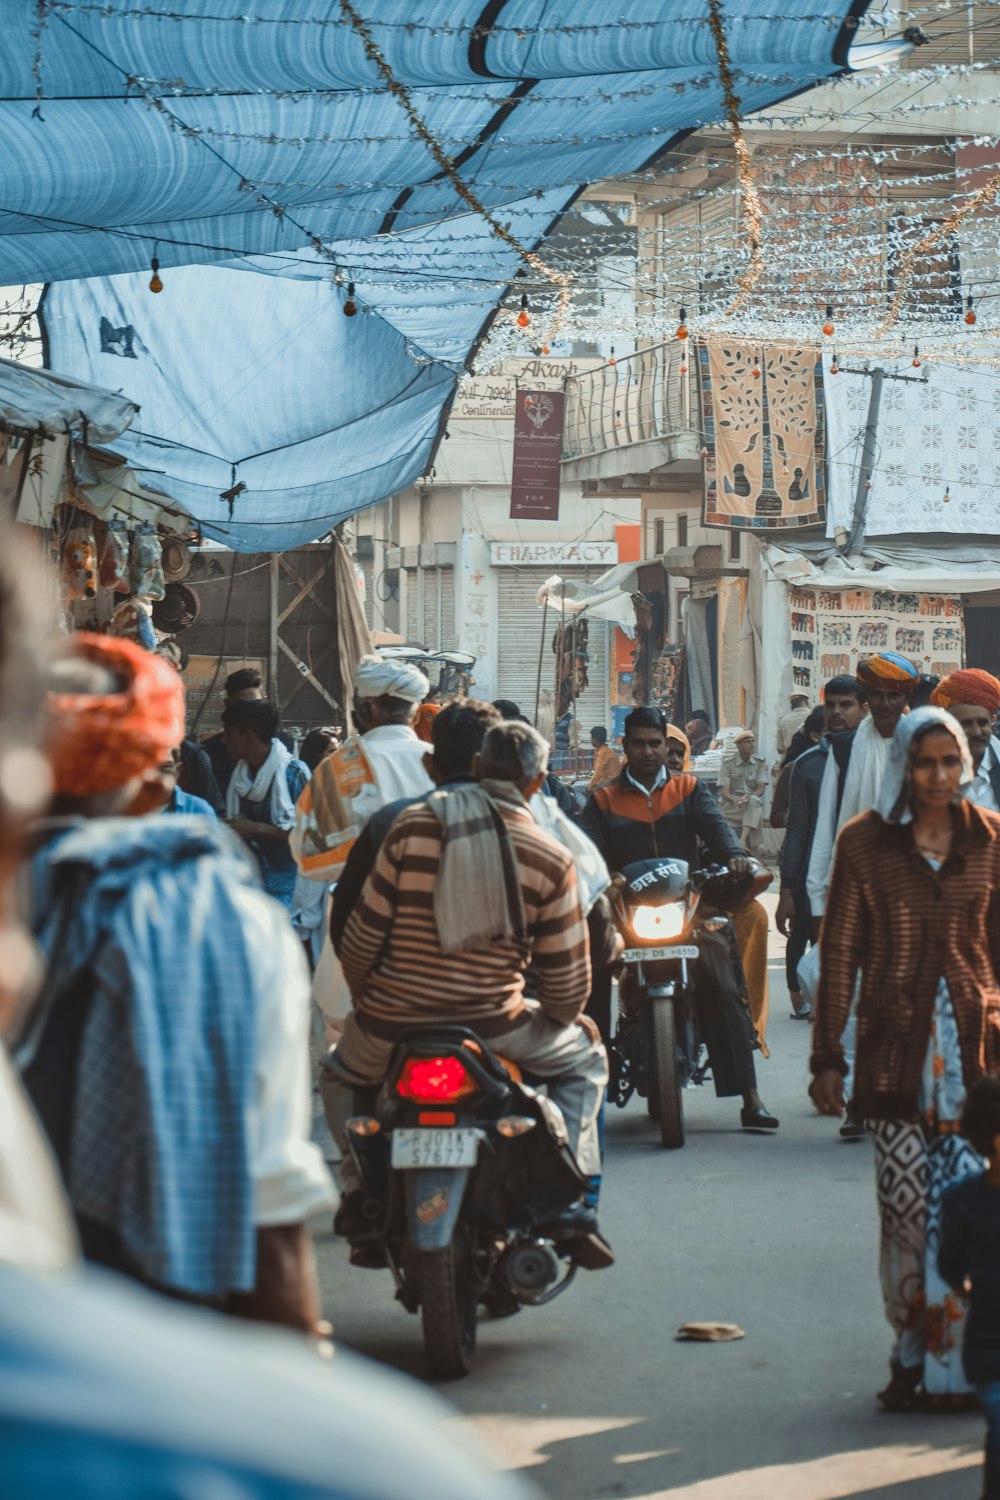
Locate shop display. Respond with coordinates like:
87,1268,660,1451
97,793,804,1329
60,527,98,601
129,521,166,601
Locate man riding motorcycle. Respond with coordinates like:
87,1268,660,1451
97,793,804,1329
580,706,778,1132
322,719,613,1267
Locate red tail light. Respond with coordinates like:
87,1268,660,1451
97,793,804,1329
396,1055,474,1103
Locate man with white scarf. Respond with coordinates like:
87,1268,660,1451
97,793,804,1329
292,655,433,1031
224,699,311,908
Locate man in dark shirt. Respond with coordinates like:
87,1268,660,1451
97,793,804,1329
202,667,293,799
776,675,866,1018
580,706,777,1131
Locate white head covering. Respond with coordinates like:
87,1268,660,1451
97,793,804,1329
873,706,974,825
354,654,430,703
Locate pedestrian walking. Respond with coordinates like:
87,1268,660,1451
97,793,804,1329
810,706,1000,1411
939,1077,1000,1497
775,689,811,758
717,731,768,849
775,676,867,1019
770,706,824,830
223,699,311,908
931,668,1000,812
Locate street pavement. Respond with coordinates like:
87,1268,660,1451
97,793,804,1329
314,897,984,1499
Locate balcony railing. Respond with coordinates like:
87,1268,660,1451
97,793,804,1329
561,340,695,463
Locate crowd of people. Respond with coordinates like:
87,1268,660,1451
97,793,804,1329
6,553,1000,1495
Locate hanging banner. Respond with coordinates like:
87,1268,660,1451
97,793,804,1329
510,388,565,521
700,341,826,531
787,585,964,695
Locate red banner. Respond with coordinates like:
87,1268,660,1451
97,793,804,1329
510,388,564,520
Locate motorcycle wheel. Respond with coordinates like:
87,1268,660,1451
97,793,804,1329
649,999,685,1149
419,1239,478,1380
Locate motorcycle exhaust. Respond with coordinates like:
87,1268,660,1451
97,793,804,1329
504,1237,561,1304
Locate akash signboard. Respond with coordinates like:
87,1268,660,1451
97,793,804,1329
510,388,565,521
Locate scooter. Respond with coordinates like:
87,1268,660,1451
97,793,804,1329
340,1024,595,1380
609,860,755,1148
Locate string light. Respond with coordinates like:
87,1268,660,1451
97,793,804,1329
966,295,977,326
608,346,616,366
343,280,357,316
516,292,531,328
148,255,163,293
881,168,1000,334
676,306,689,340
822,304,834,337
830,352,839,373
706,0,765,316
912,344,921,368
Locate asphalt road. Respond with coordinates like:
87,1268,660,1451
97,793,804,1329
314,899,984,1499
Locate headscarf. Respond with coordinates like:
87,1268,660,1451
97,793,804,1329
856,652,920,690
665,724,691,771
931,668,1000,716
47,633,185,799
872,706,974,825
354,653,430,703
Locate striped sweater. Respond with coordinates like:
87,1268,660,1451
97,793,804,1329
340,787,590,1039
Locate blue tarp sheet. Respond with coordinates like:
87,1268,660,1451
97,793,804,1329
2,1,869,548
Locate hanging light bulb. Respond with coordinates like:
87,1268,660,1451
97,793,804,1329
676,305,689,341
540,343,550,354
679,361,688,375
912,344,921,368
943,482,951,504
149,256,163,294
608,345,616,367
615,409,622,429
699,445,709,459
822,303,834,337
751,357,761,380
516,291,531,328
343,281,358,316
830,352,840,374
965,295,977,326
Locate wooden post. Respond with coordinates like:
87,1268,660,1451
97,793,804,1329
268,554,279,699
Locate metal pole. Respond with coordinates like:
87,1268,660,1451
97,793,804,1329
268,554,280,698
846,367,884,555
534,594,549,727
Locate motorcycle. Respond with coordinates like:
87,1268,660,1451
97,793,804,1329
340,1024,594,1380
609,860,757,1149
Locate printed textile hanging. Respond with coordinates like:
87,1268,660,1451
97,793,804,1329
700,341,826,531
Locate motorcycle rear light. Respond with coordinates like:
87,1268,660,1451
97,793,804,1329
418,1111,456,1125
396,1055,474,1102
496,1116,537,1138
345,1116,381,1136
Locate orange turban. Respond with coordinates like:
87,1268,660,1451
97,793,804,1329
47,633,185,799
931,668,1000,716
666,724,692,771
413,701,440,743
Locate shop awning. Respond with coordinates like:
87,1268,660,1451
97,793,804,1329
0,355,137,443
5,0,872,548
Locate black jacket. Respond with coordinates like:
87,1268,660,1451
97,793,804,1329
579,769,742,874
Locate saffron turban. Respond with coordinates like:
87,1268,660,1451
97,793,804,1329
856,652,920,689
47,633,185,798
931,668,1000,716
354,654,430,703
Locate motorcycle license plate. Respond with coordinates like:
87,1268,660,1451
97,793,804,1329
620,944,699,963
391,1127,480,1170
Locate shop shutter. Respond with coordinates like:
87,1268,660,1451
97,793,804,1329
495,566,610,730
422,567,440,648
439,567,456,649
405,567,418,643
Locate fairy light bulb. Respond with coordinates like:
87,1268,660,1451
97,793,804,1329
912,344,921,369
965,295,976,326
822,303,834,337
830,352,840,374
540,344,550,354
343,281,358,316
615,410,622,429
676,305,689,340
943,483,951,504
149,256,163,294
679,361,688,375
608,345,616,367
699,445,709,459
516,292,530,328
751,359,761,380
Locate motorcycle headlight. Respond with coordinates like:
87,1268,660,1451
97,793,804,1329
631,902,686,942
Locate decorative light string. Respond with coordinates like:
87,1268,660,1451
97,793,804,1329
336,0,572,342
880,168,1000,331
706,0,766,314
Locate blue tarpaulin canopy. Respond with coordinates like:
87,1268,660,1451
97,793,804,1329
1,1,870,548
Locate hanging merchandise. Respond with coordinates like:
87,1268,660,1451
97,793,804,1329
98,517,130,592
130,522,166,601
60,527,98,602
151,581,200,636
109,596,157,652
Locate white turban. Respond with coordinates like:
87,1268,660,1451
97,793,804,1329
354,654,430,703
